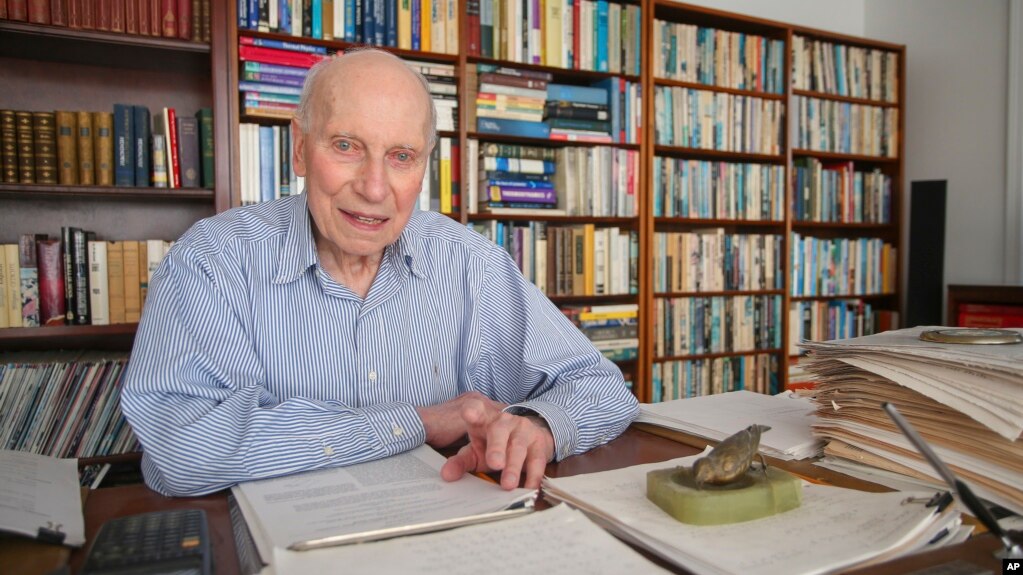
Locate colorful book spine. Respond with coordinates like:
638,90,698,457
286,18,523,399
134,105,152,187
113,103,135,186
486,186,557,204
36,238,66,326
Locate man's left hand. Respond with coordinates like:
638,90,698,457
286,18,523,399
439,399,555,490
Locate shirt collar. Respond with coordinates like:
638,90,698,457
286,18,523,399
272,195,427,283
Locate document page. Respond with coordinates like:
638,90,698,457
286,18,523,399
233,445,536,558
544,454,960,575
272,504,671,575
0,450,85,546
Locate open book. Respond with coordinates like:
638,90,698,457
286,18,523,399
231,445,537,564
0,450,85,547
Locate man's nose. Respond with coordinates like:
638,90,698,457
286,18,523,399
357,156,389,201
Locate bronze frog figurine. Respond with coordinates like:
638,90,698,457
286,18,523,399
692,424,770,488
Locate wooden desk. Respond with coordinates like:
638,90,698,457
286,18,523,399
68,426,1010,574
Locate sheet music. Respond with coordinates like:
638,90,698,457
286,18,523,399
0,450,85,546
232,445,536,560
544,454,961,575
272,504,671,575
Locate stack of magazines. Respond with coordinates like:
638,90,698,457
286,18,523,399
798,326,1023,516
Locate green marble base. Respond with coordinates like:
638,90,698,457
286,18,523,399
646,465,802,525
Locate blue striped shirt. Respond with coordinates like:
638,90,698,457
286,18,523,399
122,195,638,496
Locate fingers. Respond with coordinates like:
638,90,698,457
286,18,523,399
440,443,479,482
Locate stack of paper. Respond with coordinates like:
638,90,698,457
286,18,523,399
799,326,1023,515
636,390,823,460
544,453,966,575
232,445,537,567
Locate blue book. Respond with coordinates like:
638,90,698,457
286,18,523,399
259,126,275,203
238,0,249,29
242,71,306,88
345,0,356,40
385,0,396,46
480,179,554,189
589,77,620,142
248,0,259,30
479,0,492,58
354,0,363,42
239,81,303,96
363,0,376,44
243,62,310,77
241,37,327,54
546,83,607,106
411,0,420,50
279,0,291,33
485,187,556,204
476,117,550,139
132,106,151,187
373,0,386,45
595,0,608,72
312,0,323,38
112,103,135,186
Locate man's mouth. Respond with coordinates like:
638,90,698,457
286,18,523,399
353,214,384,224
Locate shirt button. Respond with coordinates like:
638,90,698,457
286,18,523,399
324,446,334,456
392,424,404,437
369,371,378,382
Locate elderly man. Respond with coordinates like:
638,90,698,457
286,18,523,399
122,48,638,497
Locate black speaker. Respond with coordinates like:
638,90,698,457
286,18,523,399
906,180,947,326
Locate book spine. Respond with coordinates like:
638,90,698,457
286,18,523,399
27,0,49,23
88,240,110,325
93,112,114,186
242,71,307,87
197,108,214,188
133,105,151,187
73,111,93,185
33,111,57,184
238,45,327,68
15,111,34,183
51,0,67,25
125,0,137,32
106,241,125,324
238,35,329,53
96,0,111,30
113,103,135,186
72,229,91,324
139,0,151,34
36,238,66,326
123,240,141,323
486,185,557,204
161,0,176,36
18,234,41,327
55,110,78,185
0,247,6,328
2,244,20,328
61,227,75,323
1,110,17,183
176,115,200,188
475,117,550,139
151,133,168,187
165,108,180,188
111,0,125,31
6,1,25,21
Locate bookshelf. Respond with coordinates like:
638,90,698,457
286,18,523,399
1,2,906,446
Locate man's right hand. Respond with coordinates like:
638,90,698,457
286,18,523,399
415,391,508,447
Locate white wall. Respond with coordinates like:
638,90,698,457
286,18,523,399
678,0,1015,319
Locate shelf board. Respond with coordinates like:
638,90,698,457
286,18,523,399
653,77,786,100
655,348,784,363
547,293,639,305
0,20,210,72
655,217,784,227
468,132,640,150
654,146,785,163
466,55,641,83
239,29,460,64
655,289,785,298
0,323,138,351
791,88,899,108
469,214,638,225
0,183,215,201
791,149,899,163
791,220,896,230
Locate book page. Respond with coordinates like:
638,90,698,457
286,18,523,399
0,450,84,546
233,445,536,558
273,504,671,575
544,455,960,575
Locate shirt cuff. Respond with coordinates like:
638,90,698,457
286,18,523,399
359,402,425,455
504,401,578,461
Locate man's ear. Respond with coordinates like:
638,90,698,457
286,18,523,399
291,117,306,177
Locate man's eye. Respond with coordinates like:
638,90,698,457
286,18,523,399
395,151,413,162
336,141,352,152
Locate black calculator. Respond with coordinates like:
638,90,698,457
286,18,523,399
82,508,212,575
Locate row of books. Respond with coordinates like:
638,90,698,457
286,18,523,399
651,353,779,402
421,137,461,213
238,0,460,55
238,122,304,205
238,37,331,120
470,220,638,297
466,0,642,76
790,234,897,297
653,294,783,358
653,231,783,293
787,299,900,355
465,141,639,218
651,21,786,94
0,351,139,458
792,158,893,223
654,86,784,155
0,232,171,329
562,304,638,363
651,157,785,220
0,107,212,189
792,35,899,103
1,0,211,42
794,96,899,158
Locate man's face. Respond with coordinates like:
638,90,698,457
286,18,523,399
293,55,432,263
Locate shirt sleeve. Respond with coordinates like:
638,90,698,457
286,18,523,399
469,245,639,462
121,240,425,497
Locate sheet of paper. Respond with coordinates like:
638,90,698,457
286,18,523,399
233,445,536,559
0,450,84,546
637,390,822,459
544,454,959,575
272,503,671,575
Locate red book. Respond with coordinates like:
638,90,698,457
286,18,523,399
7,1,27,21
149,0,160,35
79,0,93,27
27,0,49,23
238,44,328,68
137,0,148,34
36,238,66,326
125,0,137,33
165,107,180,188
0,1,6,19
110,0,124,31
572,0,580,70
175,0,189,39
50,0,67,25
95,0,110,30
160,0,175,37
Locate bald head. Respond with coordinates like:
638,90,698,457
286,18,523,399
295,49,437,148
